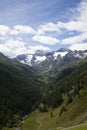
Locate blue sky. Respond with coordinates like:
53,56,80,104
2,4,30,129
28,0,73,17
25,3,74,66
0,0,87,57
0,0,80,26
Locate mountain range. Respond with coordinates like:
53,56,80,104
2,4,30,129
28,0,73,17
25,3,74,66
13,48,87,72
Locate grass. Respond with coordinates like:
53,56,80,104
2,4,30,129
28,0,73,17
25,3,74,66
21,108,62,130
3,88,87,130
21,110,40,130
70,125,87,130
20,88,87,130
56,88,87,127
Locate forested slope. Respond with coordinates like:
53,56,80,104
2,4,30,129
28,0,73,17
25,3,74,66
0,54,44,128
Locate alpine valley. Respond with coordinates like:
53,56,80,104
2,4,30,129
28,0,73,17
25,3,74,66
1,48,87,130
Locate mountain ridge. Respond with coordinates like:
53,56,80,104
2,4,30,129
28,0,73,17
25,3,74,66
13,48,87,72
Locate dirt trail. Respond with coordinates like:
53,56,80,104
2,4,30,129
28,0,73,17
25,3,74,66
59,122,87,130
37,117,45,130
16,127,21,130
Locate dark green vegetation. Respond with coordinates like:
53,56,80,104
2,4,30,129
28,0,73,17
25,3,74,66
1,52,87,130
41,60,87,109
0,53,44,129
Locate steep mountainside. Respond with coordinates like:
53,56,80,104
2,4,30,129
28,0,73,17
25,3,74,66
0,53,44,128
42,60,87,108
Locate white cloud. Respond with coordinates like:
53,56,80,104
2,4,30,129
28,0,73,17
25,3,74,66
10,29,19,35
34,0,87,48
69,43,87,51
76,0,87,24
0,25,36,36
0,38,50,58
28,45,50,54
0,36,9,41
57,21,87,32
12,25,36,35
56,1,87,33
37,22,60,35
62,32,87,45
0,25,10,36
0,39,27,58
0,0,87,58
33,35,60,45
58,0,87,47
0,24,51,57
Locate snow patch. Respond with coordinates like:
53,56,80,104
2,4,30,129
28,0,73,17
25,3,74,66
84,52,87,58
26,54,33,66
53,52,68,59
20,60,26,64
74,54,83,59
35,56,46,63
74,53,86,59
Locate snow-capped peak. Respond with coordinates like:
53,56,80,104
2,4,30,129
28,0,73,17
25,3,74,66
58,48,71,52
13,48,87,70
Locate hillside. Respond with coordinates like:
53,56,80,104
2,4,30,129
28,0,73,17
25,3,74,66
20,89,87,130
0,53,44,129
20,60,87,130
41,60,87,109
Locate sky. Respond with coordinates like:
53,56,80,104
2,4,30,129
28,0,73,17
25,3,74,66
0,0,87,58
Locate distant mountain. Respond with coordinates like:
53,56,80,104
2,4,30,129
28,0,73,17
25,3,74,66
13,48,87,73
0,52,10,59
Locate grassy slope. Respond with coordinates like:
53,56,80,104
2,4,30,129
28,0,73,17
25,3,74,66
2,86,87,129
21,111,39,130
71,126,87,130
21,87,87,130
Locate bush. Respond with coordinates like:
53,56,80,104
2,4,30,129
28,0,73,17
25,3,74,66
59,106,67,116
